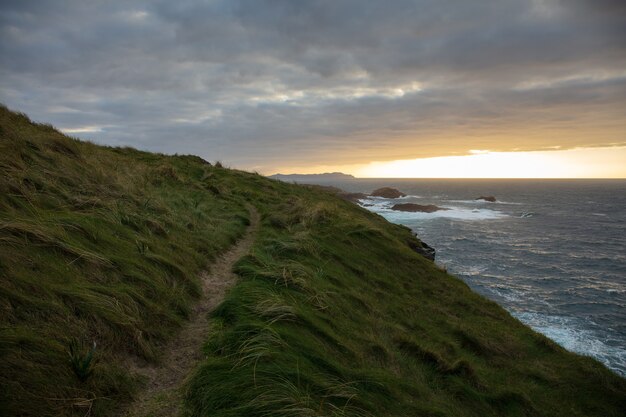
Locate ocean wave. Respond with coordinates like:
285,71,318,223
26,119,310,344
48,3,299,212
512,311,626,377
361,199,509,221
471,281,524,303
455,264,489,276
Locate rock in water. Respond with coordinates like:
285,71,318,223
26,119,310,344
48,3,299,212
476,195,496,202
391,203,448,213
370,187,407,198
407,238,436,261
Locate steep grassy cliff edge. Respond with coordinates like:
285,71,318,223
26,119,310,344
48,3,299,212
1,105,625,416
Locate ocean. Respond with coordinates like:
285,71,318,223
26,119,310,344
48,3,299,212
315,178,626,377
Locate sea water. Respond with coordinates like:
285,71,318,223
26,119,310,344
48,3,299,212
318,179,626,377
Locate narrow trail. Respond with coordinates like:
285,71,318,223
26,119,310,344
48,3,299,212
123,206,260,417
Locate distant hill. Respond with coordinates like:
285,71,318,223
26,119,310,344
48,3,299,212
269,172,355,183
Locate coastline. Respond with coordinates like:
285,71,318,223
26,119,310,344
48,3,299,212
316,180,626,378
2,107,625,416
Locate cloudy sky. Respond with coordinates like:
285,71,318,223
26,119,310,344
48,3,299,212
1,0,625,176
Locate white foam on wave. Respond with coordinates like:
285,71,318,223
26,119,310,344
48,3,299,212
486,285,524,303
360,199,509,221
513,311,626,376
453,264,488,277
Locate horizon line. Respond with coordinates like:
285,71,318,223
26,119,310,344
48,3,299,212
267,174,626,180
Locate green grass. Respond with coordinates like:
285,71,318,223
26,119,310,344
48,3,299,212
0,106,252,416
1,105,625,416
184,192,626,417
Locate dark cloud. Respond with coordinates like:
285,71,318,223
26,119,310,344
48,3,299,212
1,0,625,172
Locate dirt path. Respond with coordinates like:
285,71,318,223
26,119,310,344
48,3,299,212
123,206,259,417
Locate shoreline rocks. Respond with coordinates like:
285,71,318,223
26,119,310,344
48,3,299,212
391,203,448,213
476,195,496,202
371,187,406,198
407,238,436,261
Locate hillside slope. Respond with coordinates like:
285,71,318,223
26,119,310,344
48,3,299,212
1,106,625,416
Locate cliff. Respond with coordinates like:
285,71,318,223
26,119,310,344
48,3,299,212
1,105,624,417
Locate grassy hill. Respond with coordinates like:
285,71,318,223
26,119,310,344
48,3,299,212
1,105,625,416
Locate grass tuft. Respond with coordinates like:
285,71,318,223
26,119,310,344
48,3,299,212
67,338,97,382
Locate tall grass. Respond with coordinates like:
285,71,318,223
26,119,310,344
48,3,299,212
0,105,252,416
185,186,626,416
1,105,625,417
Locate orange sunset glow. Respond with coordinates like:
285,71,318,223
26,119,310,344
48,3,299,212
355,146,626,178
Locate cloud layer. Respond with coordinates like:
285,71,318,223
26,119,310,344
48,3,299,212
1,0,625,172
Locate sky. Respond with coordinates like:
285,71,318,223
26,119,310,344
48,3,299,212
1,0,625,177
